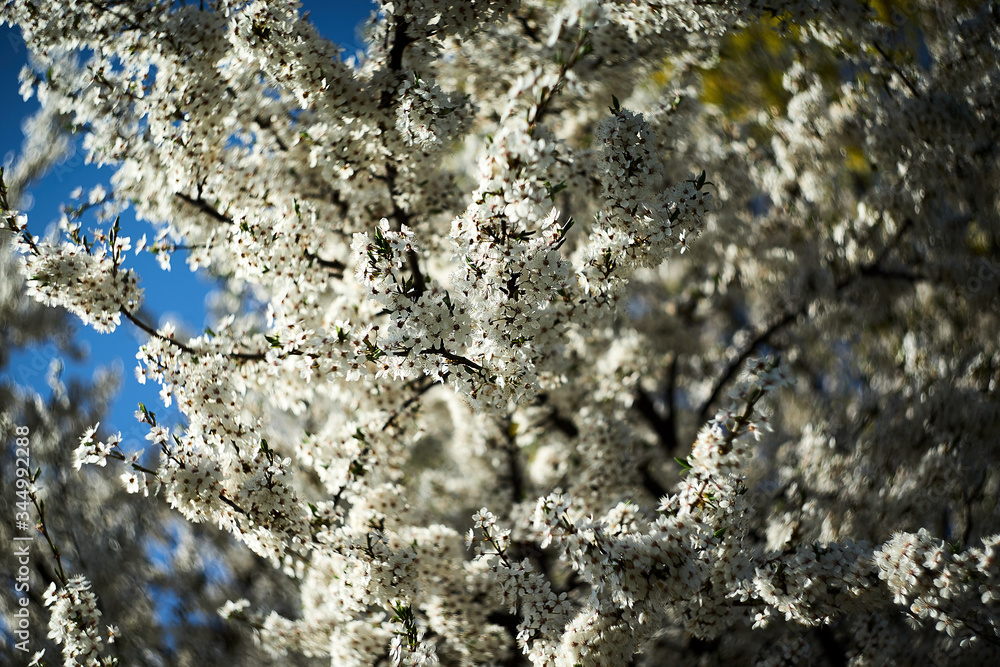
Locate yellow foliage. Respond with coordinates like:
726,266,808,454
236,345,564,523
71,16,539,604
696,17,795,120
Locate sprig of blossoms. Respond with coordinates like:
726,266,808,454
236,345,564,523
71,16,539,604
74,423,161,496
43,576,117,667
467,507,573,657
396,75,470,149
876,530,1000,643
21,239,142,333
575,105,710,307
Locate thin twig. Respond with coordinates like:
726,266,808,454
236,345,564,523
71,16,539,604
381,375,438,431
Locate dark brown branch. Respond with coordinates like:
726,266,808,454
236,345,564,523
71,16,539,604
253,114,289,152
0,169,42,255
697,220,917,423
122,307,200,354
871,41,921,98
380,17,416,108
175,192,232,223
8,170,270,365
419,345,485,372
515,14,542,44
29,488,69,585
385,163,427,298
501,415,526,504
813,625,848,667
177,191,349,279
381,375,439,432
856,265,924,282
121,307,268,361
304,250,347,277
485,610,531,667
635,387,672,449
218,490,248,516
525,28,590,131
372,17,428,299
533,393,580,439
697,311,796,424
634,355,679,455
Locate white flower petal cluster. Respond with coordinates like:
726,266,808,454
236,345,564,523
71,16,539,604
397,76,471,148
23,240,142,333
875,530,1000,641
43,577,106,667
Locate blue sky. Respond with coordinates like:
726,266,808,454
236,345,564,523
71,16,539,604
2,1,376,446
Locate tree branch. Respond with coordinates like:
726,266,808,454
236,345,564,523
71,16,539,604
385,163,426,298
419,344,484,372
121,307,268,362
698,219,918,423
634,355,679,455
175,192,232,224
381,375,438,432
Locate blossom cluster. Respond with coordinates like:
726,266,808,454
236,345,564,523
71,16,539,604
22,240,142,334
876,529,1000,644
43,576,115,667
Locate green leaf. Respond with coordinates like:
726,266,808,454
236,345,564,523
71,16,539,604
674,456,693,470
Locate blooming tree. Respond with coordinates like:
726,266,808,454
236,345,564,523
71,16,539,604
0,230,305,667
0,218,304,662
2,0,1000,665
